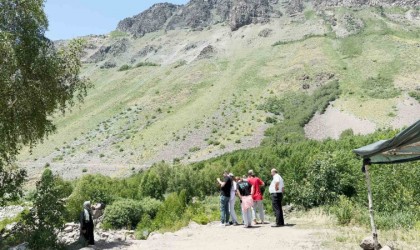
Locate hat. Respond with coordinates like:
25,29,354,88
271,168,278,173
247,170,254,176
229,173,234,177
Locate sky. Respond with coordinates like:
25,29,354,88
44,0,188,40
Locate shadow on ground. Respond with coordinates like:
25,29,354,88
66,239,133,250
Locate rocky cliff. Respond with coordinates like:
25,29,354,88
117,0,418,37
117,3,180,37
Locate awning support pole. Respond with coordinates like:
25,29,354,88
363,162,379,250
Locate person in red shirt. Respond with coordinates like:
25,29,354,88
247,170,265,224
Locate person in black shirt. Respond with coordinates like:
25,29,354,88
217,170,232,226
237,178,254,228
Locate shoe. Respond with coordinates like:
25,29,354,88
225,223,230,226
233,222,239,226
271,224,283,227
229,221,233,225
220,223,226,227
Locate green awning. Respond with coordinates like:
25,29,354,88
353,120,420,164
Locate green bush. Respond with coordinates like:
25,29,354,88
103,199,143,229
331,196,354,225
141,196,162,218
135,214,155,239
66,174,116,220
189,146,201,152
152,190,188,231
136,62,160,67
118,64,132,71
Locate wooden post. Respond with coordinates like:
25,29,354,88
363,163,380,250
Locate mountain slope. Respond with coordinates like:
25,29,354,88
19,1,420,180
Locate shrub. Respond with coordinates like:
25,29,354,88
339,129,354,139
135,214,155,239
152,190,188,231
409,90,420,102
66,174,116,220
189,146,201,152
331,196,354,225
136,62,160,67
103,199,143,229
141,197,162,218
118,64,132,71
265,116,277,124
174,60,187,68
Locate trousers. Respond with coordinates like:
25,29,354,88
271,193,284,226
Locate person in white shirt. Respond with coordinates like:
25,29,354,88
269,168,285,227
228,173,239,225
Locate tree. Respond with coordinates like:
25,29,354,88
21,168,67,249
0,0,90,204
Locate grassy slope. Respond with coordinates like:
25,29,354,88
18,6,420,179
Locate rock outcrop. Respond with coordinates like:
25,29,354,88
117,3,180,37
229,0,275,31
313,0,420,8
196,45,216,60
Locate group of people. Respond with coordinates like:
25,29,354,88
217,168,285,228
78,168,285,246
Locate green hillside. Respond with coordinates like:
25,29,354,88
18,5,420,180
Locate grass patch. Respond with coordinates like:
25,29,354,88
361,75,400,99
304,10,316,20
272,34,326,46
109,30,128,38
339,35,363,58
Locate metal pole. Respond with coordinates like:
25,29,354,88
363,163,379,250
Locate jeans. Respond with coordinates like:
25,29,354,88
271,193,284,226
229,197,238,223
220,195,230,224
252,200,265,222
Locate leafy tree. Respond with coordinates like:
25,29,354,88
0,0,90,204
66,174,116,220
21,168,67,249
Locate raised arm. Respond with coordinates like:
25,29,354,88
217,178,226,187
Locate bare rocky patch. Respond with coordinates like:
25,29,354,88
304,103,377,140
391,96,420,129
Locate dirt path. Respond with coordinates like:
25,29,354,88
89,221,332,250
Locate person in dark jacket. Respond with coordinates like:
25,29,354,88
80,201,94,245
